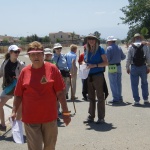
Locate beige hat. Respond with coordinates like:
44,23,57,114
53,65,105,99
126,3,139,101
134,33,141,37
132,33,144,42
44,48,53,54
85,33,100,42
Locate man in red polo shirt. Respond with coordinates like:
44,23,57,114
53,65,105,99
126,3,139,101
11,41,71,150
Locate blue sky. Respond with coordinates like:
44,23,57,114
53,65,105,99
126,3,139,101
0,0,129,39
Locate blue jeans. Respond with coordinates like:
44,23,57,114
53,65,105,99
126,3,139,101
108,65,122,101
130,65,149,102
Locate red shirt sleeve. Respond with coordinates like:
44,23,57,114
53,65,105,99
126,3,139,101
78,53,84,63
52,66,65,92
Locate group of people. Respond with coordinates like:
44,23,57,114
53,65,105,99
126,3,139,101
0,32,149,150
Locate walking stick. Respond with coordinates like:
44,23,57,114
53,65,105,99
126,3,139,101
69,74,76,114
78,50,80,69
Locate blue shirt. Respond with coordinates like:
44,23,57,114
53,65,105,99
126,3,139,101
52,53,69,71
106,43,126,64
65,51,77,69
84,46,105,74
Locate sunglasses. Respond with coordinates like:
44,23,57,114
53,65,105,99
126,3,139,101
55,48,62,50
87,37,96,40
13,51,20,54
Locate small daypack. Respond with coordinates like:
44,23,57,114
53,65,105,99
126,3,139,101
132,44,146,66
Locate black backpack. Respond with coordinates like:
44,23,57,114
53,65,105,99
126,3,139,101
132,44,146,66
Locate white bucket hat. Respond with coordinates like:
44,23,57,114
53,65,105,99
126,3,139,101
106,36,117,42
53,43,62,49
8,45,21,52
44,48,53,54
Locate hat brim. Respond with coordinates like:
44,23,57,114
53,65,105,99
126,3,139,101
107,39,117,42
53,46,62,50
9,48,21,52
84,35,100,44
44,52,52,55
27,50,43,54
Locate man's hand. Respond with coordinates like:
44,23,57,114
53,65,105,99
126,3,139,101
147,68,150,74
11,112,17,121
127,69,130,74
63,115,71,126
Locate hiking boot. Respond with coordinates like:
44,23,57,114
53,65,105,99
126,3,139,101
0,124,6,131
83,116,94,123
144,100,149,104
96,119,105,124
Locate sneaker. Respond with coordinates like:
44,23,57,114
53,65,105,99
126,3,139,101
0,124,6,131
71,96,78,100
83,116,94,123
134,101,140,105
144,100,149,104
108,100,121,104
82,97,88,101
96,119,105,124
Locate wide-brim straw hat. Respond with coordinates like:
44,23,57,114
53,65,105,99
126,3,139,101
132,33,144,42
84,33,100,44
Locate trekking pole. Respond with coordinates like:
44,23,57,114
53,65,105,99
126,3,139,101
69,74,76,114
78,50,80,69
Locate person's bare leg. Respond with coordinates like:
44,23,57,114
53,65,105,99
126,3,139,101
16,103,22,120
0,97,9,126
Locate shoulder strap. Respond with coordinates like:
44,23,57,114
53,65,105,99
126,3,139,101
56,56,60,68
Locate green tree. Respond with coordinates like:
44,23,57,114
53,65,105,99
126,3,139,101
42,36,50,43
70,31,75,43
94,31,101,39
120,0,150,40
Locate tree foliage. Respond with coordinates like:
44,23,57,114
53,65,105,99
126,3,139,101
19,34,50,44
120,0,150,40
94,31,101,39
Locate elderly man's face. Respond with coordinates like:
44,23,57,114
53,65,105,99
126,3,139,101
134,36,142,42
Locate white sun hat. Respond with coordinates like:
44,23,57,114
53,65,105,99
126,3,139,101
106,36,117,42
8,45,21,52
53,43,62,49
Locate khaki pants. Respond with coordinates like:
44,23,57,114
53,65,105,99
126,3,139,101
63,77,70,94
68,67,77,97
24,120,58,150
87,75,105,119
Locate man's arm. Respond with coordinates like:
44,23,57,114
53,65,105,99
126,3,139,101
126,46,132,74
56,89,71,126
11,96,22,121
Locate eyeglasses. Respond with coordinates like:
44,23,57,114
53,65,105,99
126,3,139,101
13,51,20,54
87,38,95,40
